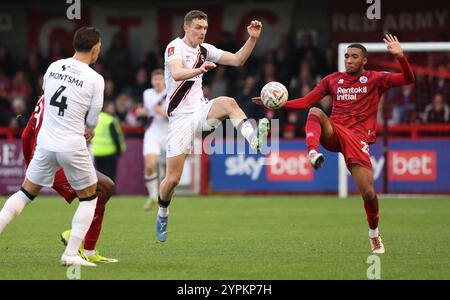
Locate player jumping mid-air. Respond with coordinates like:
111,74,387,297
155,10,270,242
254,34,415,253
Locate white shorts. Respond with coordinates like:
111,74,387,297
143,128,167,156
166,98,218,158
26,146,98,191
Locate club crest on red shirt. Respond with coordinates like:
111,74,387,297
359,75,368,83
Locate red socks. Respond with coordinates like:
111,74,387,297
84,191,108,251
305,114,321,152
364,194,379,230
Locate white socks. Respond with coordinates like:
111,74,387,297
239,120,255,143
64,197,97,256
145,174,158,200
369,228,379,238
0,190,32,234
158,206,168,217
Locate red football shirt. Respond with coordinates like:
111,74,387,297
21,96,44,166
284,56,414,144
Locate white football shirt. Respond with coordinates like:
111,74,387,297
38,57,104,152
143,88,168,133
164,37,223,116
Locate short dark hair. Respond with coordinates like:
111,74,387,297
151,68,164,77
347,43,367,56
184,10,208,25
73,27,100,52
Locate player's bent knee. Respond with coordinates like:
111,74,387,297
76,183,97,199
218,96,238,113
309,107,324,117
101,176,115,198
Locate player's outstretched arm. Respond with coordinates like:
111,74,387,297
218,20,262,67
252,88,324,110
169,59,216,81
383,34,415,84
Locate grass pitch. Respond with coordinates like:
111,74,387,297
0,195,449,280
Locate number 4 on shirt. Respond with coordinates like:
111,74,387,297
50,85,68,116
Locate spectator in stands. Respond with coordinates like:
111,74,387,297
104,79,116,103
0,44,16,77
432,65,450,101
320,47,338,77
0,67,11,104
210,66,228,98
9,70,31,103
423,92,449,123
259,62,277,88
377,94,401,125
217,31,238,53
91,101,126,182
146,41,164,72
7,98,29,132
235,74,265,121
104,31,132,91
48,41,68,62
274,47,292,87
128,67,150,104
115,93,134,125
289,61,316,99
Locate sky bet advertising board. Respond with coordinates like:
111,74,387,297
209,139,449,193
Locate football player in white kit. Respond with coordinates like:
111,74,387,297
0,27,104,266
140,69,168,211
155,10,269,242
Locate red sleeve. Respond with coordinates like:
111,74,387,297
378,56,415,91
21,119,35,167
284,77,330,110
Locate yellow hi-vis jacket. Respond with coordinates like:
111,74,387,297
91,112,126,157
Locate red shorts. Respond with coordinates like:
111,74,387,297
22,128,77,204
53,169,77,204
320,121,372,170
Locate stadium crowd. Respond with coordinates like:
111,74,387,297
0,32,449,139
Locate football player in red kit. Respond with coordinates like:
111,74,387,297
21,96,118,263
255,34,415,253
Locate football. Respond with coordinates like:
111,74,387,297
260,81,288,109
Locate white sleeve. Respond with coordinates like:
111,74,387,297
143,89,157,117
86,76,105,130
165,40,182,63
202,43,224,63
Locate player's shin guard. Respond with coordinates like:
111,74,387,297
364,194,379,230
64,195,97,256
145,174,159,199
83,192,108,251
305,114,321,152
237,118,255,143
0,188,36,233
158,196,170,217
0,189,34,234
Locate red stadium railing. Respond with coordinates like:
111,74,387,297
1,124,450,140
376,123,450,139
0,127,14,141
